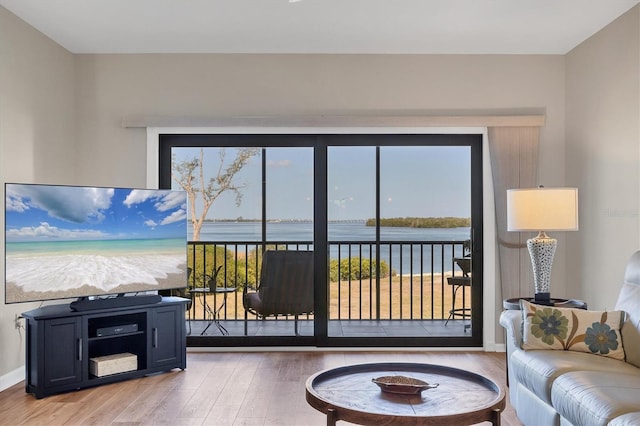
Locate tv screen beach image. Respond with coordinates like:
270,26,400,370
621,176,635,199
5,184,188,303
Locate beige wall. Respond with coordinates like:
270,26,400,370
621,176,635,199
566,6,640,310
76,58,566,273
0,7,76,384
74,54,566,187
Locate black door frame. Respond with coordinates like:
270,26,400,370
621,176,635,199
159,133,483,348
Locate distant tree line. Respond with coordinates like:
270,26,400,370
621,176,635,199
365,217,471,228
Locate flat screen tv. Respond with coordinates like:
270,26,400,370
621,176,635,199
5,183,187,309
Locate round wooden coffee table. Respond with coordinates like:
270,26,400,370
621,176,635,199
305,362,505,425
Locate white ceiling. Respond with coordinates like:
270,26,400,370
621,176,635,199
1,0,639,54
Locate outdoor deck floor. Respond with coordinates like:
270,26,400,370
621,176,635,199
187,318,472,337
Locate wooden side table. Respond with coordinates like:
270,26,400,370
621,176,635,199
306,362,506,425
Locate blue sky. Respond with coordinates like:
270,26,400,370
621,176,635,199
172,145,471,221
5,184,187,242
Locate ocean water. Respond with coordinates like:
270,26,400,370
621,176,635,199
197,222,471,273
6,238,186,293
197,221,470,242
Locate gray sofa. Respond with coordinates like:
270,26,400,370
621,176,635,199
500,251,640,426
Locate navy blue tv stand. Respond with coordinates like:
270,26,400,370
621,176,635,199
22,296,188,399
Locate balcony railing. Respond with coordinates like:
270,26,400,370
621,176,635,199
181,240,471,326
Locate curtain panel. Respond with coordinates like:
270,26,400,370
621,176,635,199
488,127,539,300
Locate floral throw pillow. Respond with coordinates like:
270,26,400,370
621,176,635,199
520,299,625,360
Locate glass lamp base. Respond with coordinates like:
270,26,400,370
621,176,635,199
527,231,557,303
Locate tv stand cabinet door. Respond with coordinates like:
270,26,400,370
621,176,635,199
29,316,83,397
150,304,185,369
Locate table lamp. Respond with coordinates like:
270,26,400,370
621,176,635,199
506,187,579,304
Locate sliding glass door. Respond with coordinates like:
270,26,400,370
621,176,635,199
159,133,482,347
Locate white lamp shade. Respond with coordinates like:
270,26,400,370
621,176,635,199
507,187,579,232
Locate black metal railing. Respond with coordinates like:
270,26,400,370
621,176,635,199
182,240,470,324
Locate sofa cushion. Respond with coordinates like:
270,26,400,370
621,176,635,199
609,412,640,426
551,371,640,426
520,300,625,360
510,348,637,404
615,283,640,368
515,383,561,426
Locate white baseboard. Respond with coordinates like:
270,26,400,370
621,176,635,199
0,366,24,393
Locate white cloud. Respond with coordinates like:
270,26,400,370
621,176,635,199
6,195,29,212
144,220,158,228
123,189,155,206
6,222,107,240
7,184,114,223
154,191,186,212
160,209,187,225
124,189,186,212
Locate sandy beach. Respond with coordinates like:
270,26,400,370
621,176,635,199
6,268,187,304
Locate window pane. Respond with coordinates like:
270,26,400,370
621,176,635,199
328,146,376,230
171,147,262,241
379,145,471,326
380,145,471,269
265,147,314,242
328,147,376,334
380,146,470,225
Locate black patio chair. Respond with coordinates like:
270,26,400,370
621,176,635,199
243,250,314,336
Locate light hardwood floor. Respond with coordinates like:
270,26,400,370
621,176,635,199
0,351,522,426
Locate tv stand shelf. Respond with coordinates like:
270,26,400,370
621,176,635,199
22,296,188,399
